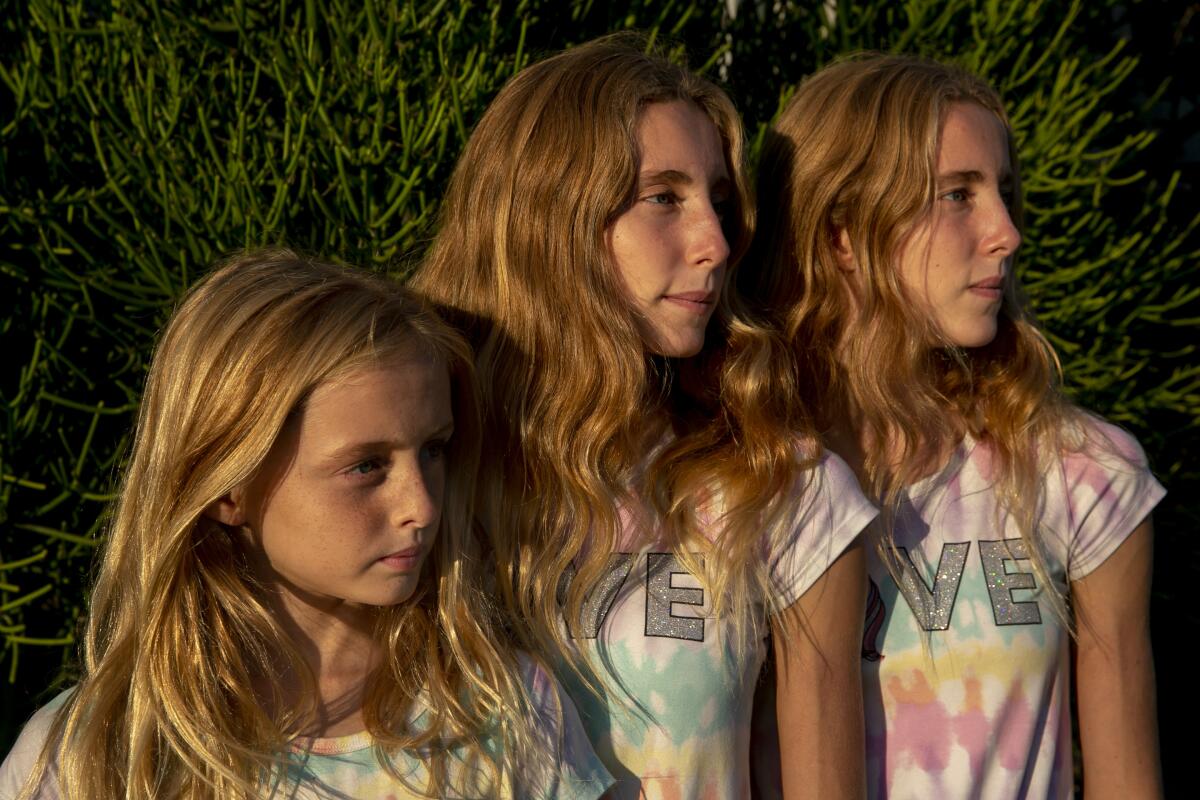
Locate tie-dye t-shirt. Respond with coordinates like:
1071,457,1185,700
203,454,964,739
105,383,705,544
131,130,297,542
0,658,612,800
556,450,876,799
859,418,1164,799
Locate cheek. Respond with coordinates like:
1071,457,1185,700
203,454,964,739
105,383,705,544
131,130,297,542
608,228,643,293
608,215,673,293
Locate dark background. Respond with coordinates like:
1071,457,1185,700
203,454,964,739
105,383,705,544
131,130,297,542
1,0,1196,792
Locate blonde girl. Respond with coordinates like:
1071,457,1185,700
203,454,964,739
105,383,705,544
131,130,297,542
0,249,612,799
414,33,877,798
750,55,1164,798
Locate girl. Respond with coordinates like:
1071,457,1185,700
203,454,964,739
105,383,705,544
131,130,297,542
0,249,612,799
414,34,877,799
750,55,1164,798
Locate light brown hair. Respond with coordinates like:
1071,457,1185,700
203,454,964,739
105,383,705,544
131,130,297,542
414,32,809,670
748,54,1082,622
24,249,542,798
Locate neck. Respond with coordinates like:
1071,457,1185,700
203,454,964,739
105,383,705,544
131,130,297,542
262,585,382,738
824,378,963,494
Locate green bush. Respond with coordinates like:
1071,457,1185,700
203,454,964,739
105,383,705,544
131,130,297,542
2,0,1195,779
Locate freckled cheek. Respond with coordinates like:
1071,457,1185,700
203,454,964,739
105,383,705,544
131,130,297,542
294,489,384,551
611,223,676,299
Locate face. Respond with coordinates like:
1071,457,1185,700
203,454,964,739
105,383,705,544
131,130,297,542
608,99,732,358
895,102,1021,348
238,347,454,616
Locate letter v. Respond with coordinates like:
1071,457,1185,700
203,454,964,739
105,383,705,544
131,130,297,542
557,553,636,638
891,543,970,631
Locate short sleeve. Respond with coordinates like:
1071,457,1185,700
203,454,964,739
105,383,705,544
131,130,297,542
0,690,71,800
1062,419,1166,580
767,450,878,609
517,656,613,800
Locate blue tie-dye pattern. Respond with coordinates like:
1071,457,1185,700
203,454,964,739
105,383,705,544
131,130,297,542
553,452,878,798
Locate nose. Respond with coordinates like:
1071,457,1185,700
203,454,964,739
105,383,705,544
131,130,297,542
689,201,731,268
985,196,1021,257
389,457,443,534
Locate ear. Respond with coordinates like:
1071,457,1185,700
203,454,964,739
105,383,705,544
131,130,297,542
203,486,248,527
832,227,858,273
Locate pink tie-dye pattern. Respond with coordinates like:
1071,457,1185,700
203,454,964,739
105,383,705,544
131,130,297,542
994,682,1035,771
886,671,954,780
862,419,1164,800
950,677,990,780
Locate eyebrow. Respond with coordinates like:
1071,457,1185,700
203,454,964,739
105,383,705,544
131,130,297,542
638,169,731,188
937,169,1014,186
640,169,693,186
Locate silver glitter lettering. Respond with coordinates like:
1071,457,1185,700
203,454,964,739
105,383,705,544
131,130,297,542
645,553,705,641
977,539,1042,626
893,543,969,631
558,553,635,638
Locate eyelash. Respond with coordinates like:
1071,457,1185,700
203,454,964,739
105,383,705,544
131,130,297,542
643,191,679,206
940,188,1016,208
346,440,449,475
641,190,730,219
348,458,384,477
423,439,449,462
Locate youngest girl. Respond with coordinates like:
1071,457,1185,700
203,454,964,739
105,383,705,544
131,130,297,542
0,249,611,799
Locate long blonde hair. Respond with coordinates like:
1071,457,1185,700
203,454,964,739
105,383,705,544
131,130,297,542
25,249,540,798
749,54,1083,619
414,33,808,668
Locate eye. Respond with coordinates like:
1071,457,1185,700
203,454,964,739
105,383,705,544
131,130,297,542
643,191,679,206
713,196,732,221
348,458,383,476
422,438,450,463
940,188,970,203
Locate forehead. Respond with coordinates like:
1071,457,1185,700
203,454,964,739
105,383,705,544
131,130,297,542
300,347,452,436
634,99,728,177
937,102,1011,173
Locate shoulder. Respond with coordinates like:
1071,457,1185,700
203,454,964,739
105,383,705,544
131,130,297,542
777,444,877,542
513,654,613,800
1048,414,1165,579
1061,413,1152,468
0,689,73,800
516,653,563,723
1052,414,1162,499
762,445,877,607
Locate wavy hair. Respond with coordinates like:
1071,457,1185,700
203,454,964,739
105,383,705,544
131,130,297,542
23,249,542,798
747,54,1084,623
413,33,808,670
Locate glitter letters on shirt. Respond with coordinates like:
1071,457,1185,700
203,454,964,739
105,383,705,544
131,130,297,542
887,538,1042,631
559,552,707,642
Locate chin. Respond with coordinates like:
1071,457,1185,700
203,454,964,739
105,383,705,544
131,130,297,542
956,328,999,349
648,329,708,358
655,340,705,358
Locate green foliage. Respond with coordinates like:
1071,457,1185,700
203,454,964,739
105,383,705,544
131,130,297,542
0,0,1195,762
0,0,536,694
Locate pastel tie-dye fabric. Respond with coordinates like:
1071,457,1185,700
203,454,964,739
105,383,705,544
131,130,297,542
0,658,613,800
556,451,877,799
860,417,1165,799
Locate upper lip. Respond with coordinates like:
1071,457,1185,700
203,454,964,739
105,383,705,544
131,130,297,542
970,276,1004,289
665,290,716,303
380,545,422,560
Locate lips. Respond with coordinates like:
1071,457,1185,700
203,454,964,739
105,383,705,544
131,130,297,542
969,276,1004,298
663,290,717,314
377,546,424,571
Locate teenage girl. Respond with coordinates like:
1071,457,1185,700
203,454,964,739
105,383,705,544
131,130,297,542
0,250,612,799
414,34,877,798
749,55,1164,798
